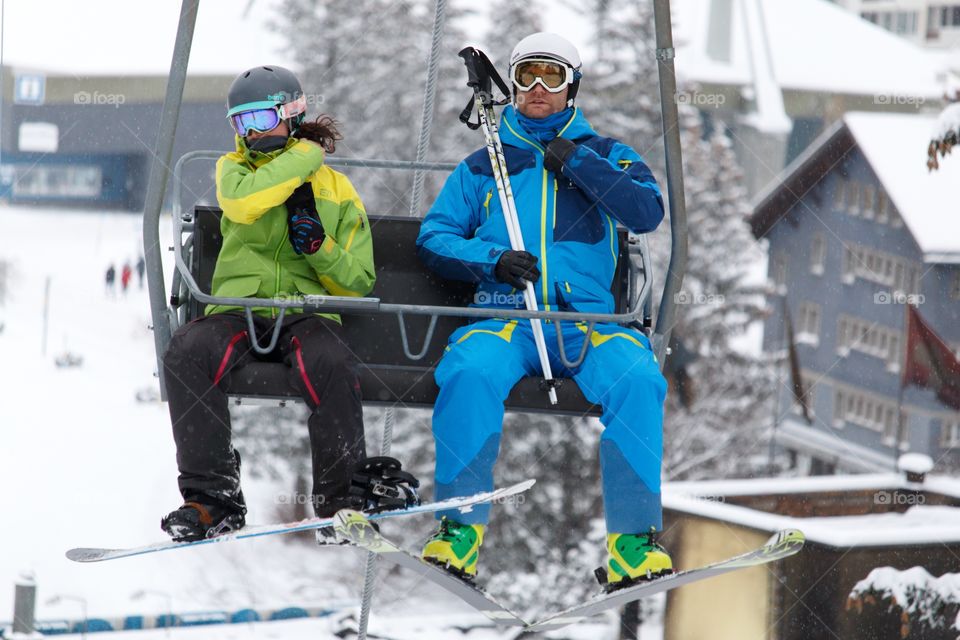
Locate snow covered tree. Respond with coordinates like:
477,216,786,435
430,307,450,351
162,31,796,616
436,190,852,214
484,0,543,68
581,0,776,481
847,566,960,640
272,0,439,214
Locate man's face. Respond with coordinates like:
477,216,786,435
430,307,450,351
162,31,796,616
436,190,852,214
245,119,289,141
516,84,569,119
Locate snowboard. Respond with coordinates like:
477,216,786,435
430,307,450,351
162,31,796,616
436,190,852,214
526,528,805,631
334,509,804,632
65,479,535,563
333,509,529,627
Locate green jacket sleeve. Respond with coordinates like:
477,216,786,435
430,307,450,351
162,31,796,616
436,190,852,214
303,180,376,297
216,140,326,225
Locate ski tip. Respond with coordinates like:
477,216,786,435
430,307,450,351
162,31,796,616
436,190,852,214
66,548,109,563
768,529,806,551
516,478,536,491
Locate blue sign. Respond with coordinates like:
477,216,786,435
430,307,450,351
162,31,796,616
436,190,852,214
14,74,46,105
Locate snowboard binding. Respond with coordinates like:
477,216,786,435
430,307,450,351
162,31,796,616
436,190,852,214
349,456,421,514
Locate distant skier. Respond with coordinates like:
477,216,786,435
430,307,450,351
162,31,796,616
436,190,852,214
135,255,145,289
104,264,116,296
120,263,132,295
416,34,670,587
160,66,413,542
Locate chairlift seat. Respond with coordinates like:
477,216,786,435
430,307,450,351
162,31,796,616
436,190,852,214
185,207,633,416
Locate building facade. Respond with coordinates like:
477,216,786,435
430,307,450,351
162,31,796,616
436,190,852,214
0,68,234,211
750,111,960,472
830,0,960,47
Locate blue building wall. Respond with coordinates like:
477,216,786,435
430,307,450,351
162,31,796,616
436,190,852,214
0,99,232,211
763,145,960,466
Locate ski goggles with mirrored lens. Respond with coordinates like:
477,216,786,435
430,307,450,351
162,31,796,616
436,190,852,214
228,96,308,136
511,59,575,93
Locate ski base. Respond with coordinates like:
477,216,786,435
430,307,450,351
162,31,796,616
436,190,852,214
333,509,528,627
66,479,535,563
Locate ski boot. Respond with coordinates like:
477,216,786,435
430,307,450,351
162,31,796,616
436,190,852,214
161,494,247,542
421,518,484,580
316,456,419,547
596,528,673,592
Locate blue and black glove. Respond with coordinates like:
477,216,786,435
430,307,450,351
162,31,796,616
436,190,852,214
286,183,326,255
543,138,577,175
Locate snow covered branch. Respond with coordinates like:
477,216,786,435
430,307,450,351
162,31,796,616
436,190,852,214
928,102,960,172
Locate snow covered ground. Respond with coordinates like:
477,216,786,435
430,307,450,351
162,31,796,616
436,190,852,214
0,204,663,638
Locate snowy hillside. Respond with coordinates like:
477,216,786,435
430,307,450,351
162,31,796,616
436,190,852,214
0,205,660,638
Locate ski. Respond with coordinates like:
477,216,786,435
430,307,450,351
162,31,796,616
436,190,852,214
526,529,805,631
333,509,528,627
66,479,535,563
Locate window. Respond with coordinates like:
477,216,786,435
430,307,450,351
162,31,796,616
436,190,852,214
797,302,821,345
861,185,875,220
942,421,960,448
875,190,888,224
834,385,900,434
771,253,787,291
810,235,827,275
846,181,861,215
951,272,960,300
836,313,902,369
833,178,846,211
844,241,921,293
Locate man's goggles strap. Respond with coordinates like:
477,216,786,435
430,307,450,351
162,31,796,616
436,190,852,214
511,59,574,93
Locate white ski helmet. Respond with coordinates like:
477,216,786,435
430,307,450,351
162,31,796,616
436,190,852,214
509,32,583,103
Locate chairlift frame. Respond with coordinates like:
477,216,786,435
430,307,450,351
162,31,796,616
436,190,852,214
140,2,687,635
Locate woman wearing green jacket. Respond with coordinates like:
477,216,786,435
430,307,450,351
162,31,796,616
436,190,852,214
161,66,376,542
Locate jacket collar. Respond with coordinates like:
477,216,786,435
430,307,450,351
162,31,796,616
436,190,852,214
499,105,597,151
235,135,301,167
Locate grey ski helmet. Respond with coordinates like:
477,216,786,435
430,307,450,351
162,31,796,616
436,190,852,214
226,65,307,134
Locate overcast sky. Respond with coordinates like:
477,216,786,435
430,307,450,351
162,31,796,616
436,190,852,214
0,0,594,77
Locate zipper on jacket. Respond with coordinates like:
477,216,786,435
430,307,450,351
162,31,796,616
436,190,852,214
272,238,284,320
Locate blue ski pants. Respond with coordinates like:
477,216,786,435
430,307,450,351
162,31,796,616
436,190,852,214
432,318,667,533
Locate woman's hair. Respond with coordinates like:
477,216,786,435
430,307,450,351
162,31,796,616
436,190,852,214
295,115,342,153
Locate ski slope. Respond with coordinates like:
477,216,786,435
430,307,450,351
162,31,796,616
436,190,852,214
0,204,662,638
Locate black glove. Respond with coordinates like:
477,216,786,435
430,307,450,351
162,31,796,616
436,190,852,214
494,250,541,289
543,137,577,175
286,183,326,255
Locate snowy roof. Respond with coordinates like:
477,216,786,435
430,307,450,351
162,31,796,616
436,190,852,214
673,0,951,99
663,474,960,548
751,111,960,263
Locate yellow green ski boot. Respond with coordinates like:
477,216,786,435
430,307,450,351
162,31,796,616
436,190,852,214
421,518,484,580
601,528,673,591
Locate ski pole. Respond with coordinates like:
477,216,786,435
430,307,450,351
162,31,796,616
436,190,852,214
459,47,559,405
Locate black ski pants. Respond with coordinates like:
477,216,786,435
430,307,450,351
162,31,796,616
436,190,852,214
163,312,366,517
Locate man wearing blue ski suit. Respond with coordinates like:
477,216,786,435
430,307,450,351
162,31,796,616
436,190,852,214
416,33,672,587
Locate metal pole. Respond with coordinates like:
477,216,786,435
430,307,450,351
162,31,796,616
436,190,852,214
408,0,447,217
41,276,50,356
143,0,199,401
651,0,688,370
12,576,37,635
357,408,396,640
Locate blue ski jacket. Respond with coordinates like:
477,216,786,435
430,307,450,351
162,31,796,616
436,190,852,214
416,105,664,314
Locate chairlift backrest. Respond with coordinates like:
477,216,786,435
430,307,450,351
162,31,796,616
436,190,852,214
183,206,632,415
